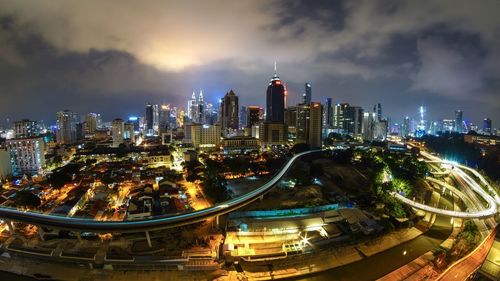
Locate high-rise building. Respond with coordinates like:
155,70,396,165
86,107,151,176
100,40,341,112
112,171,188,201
401,116,411,137
191,124,221,151
374,120,388,141
198,90,205,124
56,110,78,144
295,103,310,144
362,112,376,141
159,104,170,134
455,110,463,133
324,98,333,128
259,122,287,146
0,148,12,180
303,82,312,105
124,122,135,143
247,106,261,128
374,103,382,121
333,103,349,131
266,69,286,123
145,103,154,135
483,118,492,135
6,137,45,176
13,119,38,138
221,90,239,133
344,106,363,137
240,106,248,129
308,102,322,148
84,113,100,135
112,118,125,147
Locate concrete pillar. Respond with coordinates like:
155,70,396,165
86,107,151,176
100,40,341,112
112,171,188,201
145,231,152,248
259,195,264,201
216,215,220,227
6,220,15,235
76,232,82,243
38,226,45,241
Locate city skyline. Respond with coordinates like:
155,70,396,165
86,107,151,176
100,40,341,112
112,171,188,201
0,1,499,126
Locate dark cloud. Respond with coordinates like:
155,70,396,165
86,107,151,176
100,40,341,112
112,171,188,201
0,0,499,126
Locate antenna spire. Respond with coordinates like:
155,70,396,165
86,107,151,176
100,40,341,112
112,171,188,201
274,61,277,74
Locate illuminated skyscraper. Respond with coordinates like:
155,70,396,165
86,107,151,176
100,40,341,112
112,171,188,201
247,106,261,128
221,90,239,134
455,110,463,133
13,119,38,138
303,82,312,104
483,118,492,135
266,67,286,123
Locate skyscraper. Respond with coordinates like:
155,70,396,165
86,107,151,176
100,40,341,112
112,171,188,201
112,118,125,147
266,69,286,123
247,106,261,128
198,90,205,124
344,106,363,137
374,103,382,121
362,112,376,141
455,110,463,133
6,137,45,176
221,90,239,133
145,103,154,135
295,103,310,144
483,118,492,135
240,106,248,129
304,82,312,105
84,113,100,135
324,98,333,128
333,103,349,131
56,110,78,144
308,102,322,148
401,116,411,137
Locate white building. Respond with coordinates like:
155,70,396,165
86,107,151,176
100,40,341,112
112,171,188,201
0,148,12,179
6,137,45,176
191,123,221,151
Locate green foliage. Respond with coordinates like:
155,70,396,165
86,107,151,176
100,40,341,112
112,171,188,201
202,175,230,203
14,190,41,208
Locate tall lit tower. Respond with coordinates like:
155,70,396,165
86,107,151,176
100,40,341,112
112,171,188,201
266,63,286,123
455,110,463,133
198,90,205,124
304,82,312,104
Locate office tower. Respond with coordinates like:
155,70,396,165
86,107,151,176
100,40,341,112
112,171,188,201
373,120,388,141
483,118,492,135
247,106,261,128
240,106,248,129
266,68,286,123
198,90,205,124
145,103,154,135
308,102,322,148
401,116,410,137
455,110,463,133
124,122,135,143
13,119,38,138
295,103,310,144
56,110,78,144
128,116,140,132
6,137,45,176
417,106,426,131
362,112,376,141
333,103,349,131
374,103,382,121
344,106,363,137
112,118,125,147
84,113,100,135
221,90,239,133
188,92,198,123
324,98,333,127
304,82,312,105
191,124,221,151
159,104,170,133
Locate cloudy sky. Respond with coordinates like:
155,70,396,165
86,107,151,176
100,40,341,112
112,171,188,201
0,0,499,127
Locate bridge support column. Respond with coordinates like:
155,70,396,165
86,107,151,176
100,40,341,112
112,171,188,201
75,232,82,243
259,195,264,201
145,231,152,248
38,226,45,241
216,215,219,227
5,220,15,235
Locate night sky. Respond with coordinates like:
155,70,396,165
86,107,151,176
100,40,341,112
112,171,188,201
0,0,499,127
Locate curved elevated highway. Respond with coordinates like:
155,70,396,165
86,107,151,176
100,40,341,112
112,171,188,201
0,150,322,233
392,147,499,219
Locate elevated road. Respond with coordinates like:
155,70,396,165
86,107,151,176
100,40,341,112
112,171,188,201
0,150,322,233
391,148,498,219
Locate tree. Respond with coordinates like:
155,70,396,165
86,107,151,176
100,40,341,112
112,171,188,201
15,190,41,208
